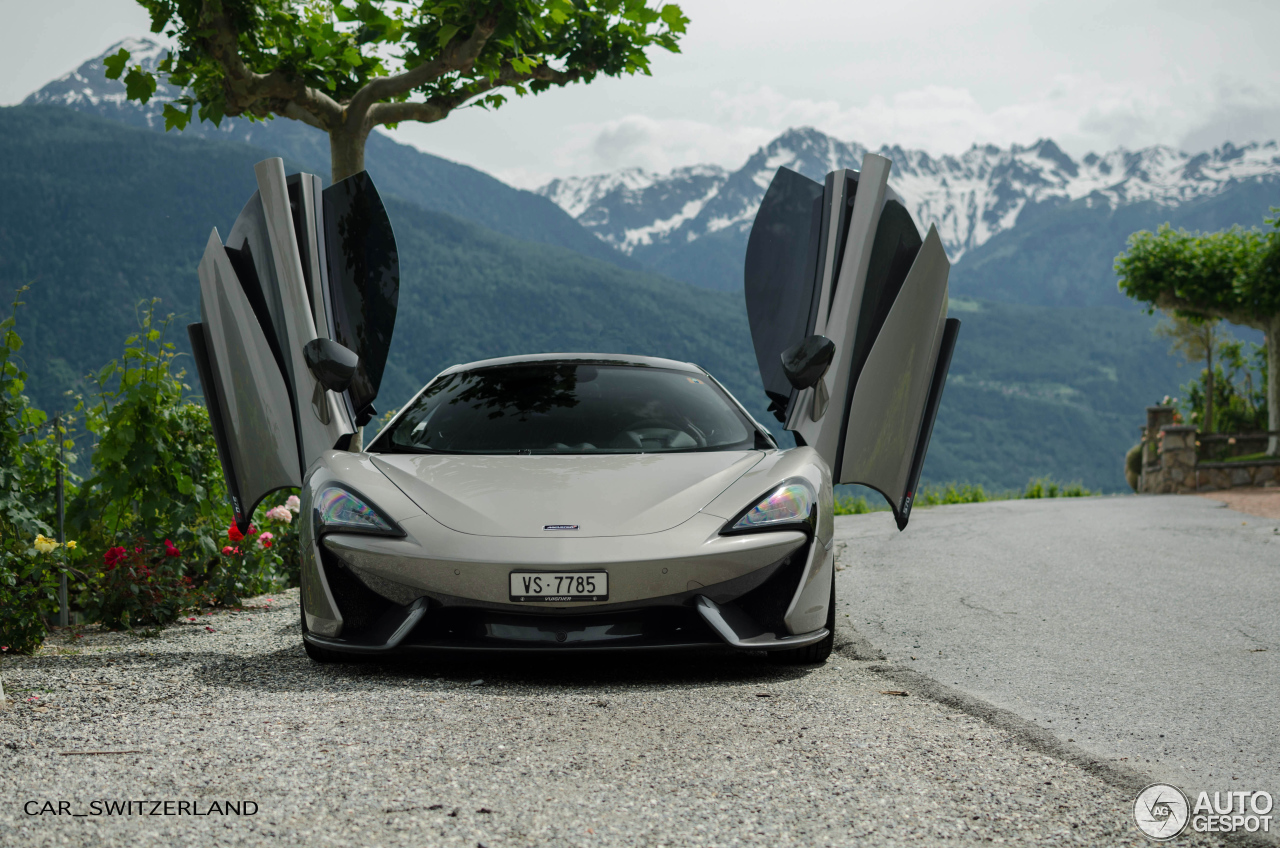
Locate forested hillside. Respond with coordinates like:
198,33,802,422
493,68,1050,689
0,105,1190,491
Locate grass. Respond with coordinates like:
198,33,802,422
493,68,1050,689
1210,451,1279,464
833,476,1097,515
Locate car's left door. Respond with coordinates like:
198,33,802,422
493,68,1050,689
188,159,399,530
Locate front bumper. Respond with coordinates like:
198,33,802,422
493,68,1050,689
302,531,831,655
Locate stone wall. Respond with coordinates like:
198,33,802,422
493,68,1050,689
1138,405,1280,494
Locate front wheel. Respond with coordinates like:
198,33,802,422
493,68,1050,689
767,571,835,665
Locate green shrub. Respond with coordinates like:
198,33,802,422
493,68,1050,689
82,539,195,630
0,289,79,653
834,495,875,515
70,301,228,564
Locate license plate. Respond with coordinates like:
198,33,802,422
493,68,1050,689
509,571,608,602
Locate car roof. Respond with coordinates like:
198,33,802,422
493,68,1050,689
437,352,706,377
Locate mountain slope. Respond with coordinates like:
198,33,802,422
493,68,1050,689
24,38,631,270
539,126,1280,298
0,104,1188,491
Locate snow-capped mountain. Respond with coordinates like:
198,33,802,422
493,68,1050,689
25,37,286,148
537,127,1280,263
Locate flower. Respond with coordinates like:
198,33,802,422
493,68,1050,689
164,539,180,558
66,540,77,550
221,545,234,556
228,524,244,542
103,546,127,569
33,534,59,554
265,505,293,523
248,524,258,536
285,495,301,513
257,531,274,551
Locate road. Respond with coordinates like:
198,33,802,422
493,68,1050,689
835,494,1280,803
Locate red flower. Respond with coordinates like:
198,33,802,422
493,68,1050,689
103,546,127,569
164,539,180,558
228,524,244,542
247,524,258,536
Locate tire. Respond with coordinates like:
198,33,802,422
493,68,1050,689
300,602,346,664
767,570,835,665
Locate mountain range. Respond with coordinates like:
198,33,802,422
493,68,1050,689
538,128,1280,299
8,38,1272,492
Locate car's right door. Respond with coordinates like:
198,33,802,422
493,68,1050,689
745,153,960,530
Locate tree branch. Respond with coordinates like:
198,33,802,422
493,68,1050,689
364,63,586,128
1154,291,1271,331
199,0,342,128
347,13,501,122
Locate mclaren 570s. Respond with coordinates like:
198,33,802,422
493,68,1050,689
189,153,958,664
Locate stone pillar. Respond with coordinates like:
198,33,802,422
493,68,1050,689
1157,424,1199,494
1139,406,1177,493
1144,406,1176,465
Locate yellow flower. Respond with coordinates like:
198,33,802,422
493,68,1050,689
65,540,77,550
33,534,60,554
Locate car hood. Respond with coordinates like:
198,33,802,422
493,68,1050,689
370,451,763,538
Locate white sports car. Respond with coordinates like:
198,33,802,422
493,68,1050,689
189,153,958,664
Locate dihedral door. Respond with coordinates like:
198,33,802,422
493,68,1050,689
188,159,400,530
745,154,960,529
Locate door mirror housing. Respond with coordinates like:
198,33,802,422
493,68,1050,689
303,338,360,393
780,335,836,390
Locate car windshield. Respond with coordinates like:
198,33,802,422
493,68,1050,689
373,361,760,455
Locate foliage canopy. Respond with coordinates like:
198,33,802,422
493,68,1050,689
109,0,688,180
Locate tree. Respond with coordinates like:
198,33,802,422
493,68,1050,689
1117,211,1280,453
1153,312,1229,432
107,0,688,182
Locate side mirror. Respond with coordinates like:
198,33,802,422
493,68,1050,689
780,335,835,390
303,338,360,393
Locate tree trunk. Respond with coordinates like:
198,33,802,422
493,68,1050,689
1269,320,1280,455
329,121,370,184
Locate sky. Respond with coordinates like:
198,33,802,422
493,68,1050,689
3,0,1279,188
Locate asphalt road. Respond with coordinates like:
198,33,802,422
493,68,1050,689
835,494,1280,802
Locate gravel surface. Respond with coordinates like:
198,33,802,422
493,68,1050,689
0,582,1239,846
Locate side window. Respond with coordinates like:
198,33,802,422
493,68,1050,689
322,172,400,424
744,167,825,421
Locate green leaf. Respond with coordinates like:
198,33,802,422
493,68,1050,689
123,67,158,104
162,103,191,132
175,474,194,496
103,48,130,80
5,330,21,352
437,24,460,48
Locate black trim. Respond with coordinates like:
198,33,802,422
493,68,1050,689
895,317,961,530
725,540,811,635
188,322,247,526
318,543,398,637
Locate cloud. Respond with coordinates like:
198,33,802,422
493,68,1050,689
515,72,1280,187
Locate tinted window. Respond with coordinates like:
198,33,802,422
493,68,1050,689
374,363,757,455
744,167,825,421
323,172,399,422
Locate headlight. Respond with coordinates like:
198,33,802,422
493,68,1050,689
721,480,816,535
314,486,403,537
